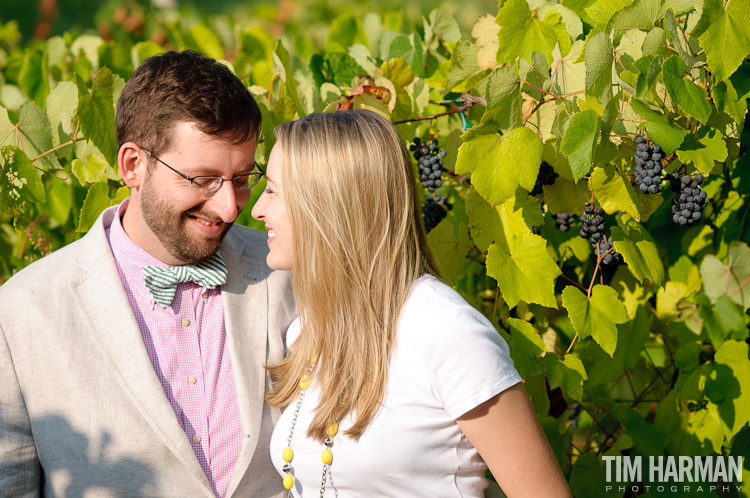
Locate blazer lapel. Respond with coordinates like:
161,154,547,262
220,230,270,497
70,206,213,494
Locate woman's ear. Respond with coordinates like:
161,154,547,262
119,142,147,189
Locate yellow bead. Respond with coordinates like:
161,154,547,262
326,422,338,436
322,449,333,465
282,446,294,462
283,474,294,490
299,374,311,389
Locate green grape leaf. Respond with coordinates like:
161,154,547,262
712,61,750,125
700,241,750,308
445,38,484,93
705,340,750,439
613,405,669,456
381,58,414,91
495,0,571,66
482,66,522,133
610,215,666,287
76,181,123,233
131,41,165,67
466,187,542,253
498,317,549,378
544,352,587,401
560,109,600,181
425,9,461,44
273,41,305,118
0,101,59,171
551,40,586,96
18,49,50,108
585,0,634,29
569,454,608,498
486,232,561,308
310,52,368,88
585,32,614,107
187,24,224,60
0,146,45,228
468,127,543,206
641,28,668,57
327,14,370,53
634,54,663,98
608,0,662,36
676,127,729,175
562,284,628,356
690,403,725,454
589,165,641,220
46,81,78,148
76,69,117,168
387,34,425,78
697,295,747,348
39,177,72,226
518,51,550,102
629,99,688,153
542,177,591,214
72,154,108,185
662,56,712,123
427,220,472,285
690,0,750,82
663,10,699,70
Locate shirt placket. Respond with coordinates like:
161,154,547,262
174,284,211,471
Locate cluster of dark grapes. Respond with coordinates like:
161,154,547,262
579,206,623,265
411,137,446,193
554,212,576,232
531,161,558,196
667,173,707,225
633,136,664,194
422,195,452,232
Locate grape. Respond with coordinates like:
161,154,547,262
422,194,453,232
667,172,707,226
579,206,622,265
555,212,576,232
411,137,446,193
632,135,663,194
531,161,558,196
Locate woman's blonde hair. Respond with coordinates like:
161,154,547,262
266,109,443,440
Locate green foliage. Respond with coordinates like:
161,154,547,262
0,1,749,495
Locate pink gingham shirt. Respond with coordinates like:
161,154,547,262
106,199,241,498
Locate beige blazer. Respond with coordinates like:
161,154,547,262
0,205,296,498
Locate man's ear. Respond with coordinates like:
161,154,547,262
119,142,147,189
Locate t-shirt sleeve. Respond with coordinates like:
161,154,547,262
284,317,302,348
422,287,523,419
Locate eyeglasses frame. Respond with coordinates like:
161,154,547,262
141,148,263,194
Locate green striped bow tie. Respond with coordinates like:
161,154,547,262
142,253,227,309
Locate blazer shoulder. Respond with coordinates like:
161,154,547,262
224,224,270,261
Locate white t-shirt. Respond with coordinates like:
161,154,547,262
269,275,523,497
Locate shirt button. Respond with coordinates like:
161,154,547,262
192,435,201,443
181,318,190,327
202,291,208,299
147,299,152,306
188,376,196,385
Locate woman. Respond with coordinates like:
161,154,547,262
251,110,571,497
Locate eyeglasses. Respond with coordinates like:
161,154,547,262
142,149,263,194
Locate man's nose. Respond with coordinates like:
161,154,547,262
211,181,239,223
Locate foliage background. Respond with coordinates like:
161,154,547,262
0,0,749,497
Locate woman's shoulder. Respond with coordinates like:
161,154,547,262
399,275,492,337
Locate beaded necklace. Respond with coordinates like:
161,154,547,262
281,361,339,498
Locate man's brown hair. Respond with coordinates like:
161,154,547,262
115,50,261,157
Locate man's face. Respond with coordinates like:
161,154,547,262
126,121,257,265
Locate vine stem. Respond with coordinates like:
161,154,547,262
442,168,471,185
392,98,478,125
559,274,587,292
585,408,598,452
454,240,484,254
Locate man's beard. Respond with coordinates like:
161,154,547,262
140,175,234,264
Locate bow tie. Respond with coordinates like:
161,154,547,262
142,253,227,309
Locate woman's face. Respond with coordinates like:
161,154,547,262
251,144,294,270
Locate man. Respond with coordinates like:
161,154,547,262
0,51,295,497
